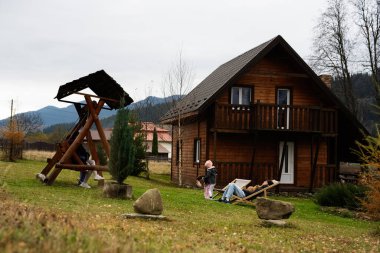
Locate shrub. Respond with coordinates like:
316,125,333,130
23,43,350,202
152,127,158,156
130,121,147,176
354,129,380,220
96,144,107,166
314,183,366,210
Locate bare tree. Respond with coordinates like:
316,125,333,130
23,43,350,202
162,51,194,186
352,0,380,105
311,0,358,116
14,112,43,135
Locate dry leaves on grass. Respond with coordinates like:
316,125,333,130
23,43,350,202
0,189,137,252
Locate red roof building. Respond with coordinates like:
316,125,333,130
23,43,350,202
89,122,172,159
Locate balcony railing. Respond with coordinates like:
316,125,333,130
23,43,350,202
214,102,337,134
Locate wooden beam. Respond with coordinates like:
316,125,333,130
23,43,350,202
334,136,339,181
213,131,217,162
85,96,110,157
74,92,119,103
40,144,64,176
249,131,258,180
55,163,109,171
86,131,102,177
86,131,99,165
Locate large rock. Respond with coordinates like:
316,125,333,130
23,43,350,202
133,188,163,215
256,197,295,220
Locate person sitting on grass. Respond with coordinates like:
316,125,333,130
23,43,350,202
219,179,278,203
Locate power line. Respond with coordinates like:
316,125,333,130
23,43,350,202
305,57,370,64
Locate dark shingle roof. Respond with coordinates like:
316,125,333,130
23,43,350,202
55,70,133,109
161,36,277,122
160,35,368,136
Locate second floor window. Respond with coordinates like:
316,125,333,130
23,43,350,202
231,87,251,105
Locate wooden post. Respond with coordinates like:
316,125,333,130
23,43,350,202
213,131,217,162
40,143,65,176
334,136,339,181
86,131,99,165
256,100,261,129
215,102,218,129
309,135,320,192
85,96,110,157
86,131,104,177
249,131,258,180
55,163,108,171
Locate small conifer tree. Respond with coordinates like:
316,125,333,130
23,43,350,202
96,144,108,166
109,107,136,184
129,114,147,176
152,127,158,156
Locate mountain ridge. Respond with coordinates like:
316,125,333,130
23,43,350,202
0,96,179,128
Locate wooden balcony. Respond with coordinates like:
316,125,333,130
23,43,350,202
214,102,337,134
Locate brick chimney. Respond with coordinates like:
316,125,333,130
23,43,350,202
319,74,332,88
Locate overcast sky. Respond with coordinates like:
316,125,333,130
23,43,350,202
0,0,327,120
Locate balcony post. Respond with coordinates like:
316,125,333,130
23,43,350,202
256,100,261,129
215,102,218,129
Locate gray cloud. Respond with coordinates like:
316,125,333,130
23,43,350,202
0,0,327,119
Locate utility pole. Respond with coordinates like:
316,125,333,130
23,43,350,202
9,99,14,161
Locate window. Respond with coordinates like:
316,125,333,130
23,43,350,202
193,138,201,163
277,89,290,106
231,87,251,105
277,88,291,129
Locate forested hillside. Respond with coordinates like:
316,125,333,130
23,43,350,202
331,73,379,134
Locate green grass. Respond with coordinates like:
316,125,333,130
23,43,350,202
0,160,379,252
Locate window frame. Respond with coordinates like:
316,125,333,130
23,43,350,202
230,86,252,105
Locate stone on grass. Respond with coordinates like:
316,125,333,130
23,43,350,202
133,188,163,215
256,197,295,220
261,219,287,227
122,213,167,220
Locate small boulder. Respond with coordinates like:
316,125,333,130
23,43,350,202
133,188,163,215
261,219,287,227
256,197,295,220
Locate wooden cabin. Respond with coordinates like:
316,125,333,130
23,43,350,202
161,35,368,192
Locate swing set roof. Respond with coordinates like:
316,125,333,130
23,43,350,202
55,70,133,109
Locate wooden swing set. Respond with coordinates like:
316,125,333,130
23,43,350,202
37,70,133,185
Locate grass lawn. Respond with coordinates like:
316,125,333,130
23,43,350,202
0,160,379,252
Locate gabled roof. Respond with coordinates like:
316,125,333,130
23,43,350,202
160,35,368,135
161,36,276,122
55,70,133,109
141,122,170,133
